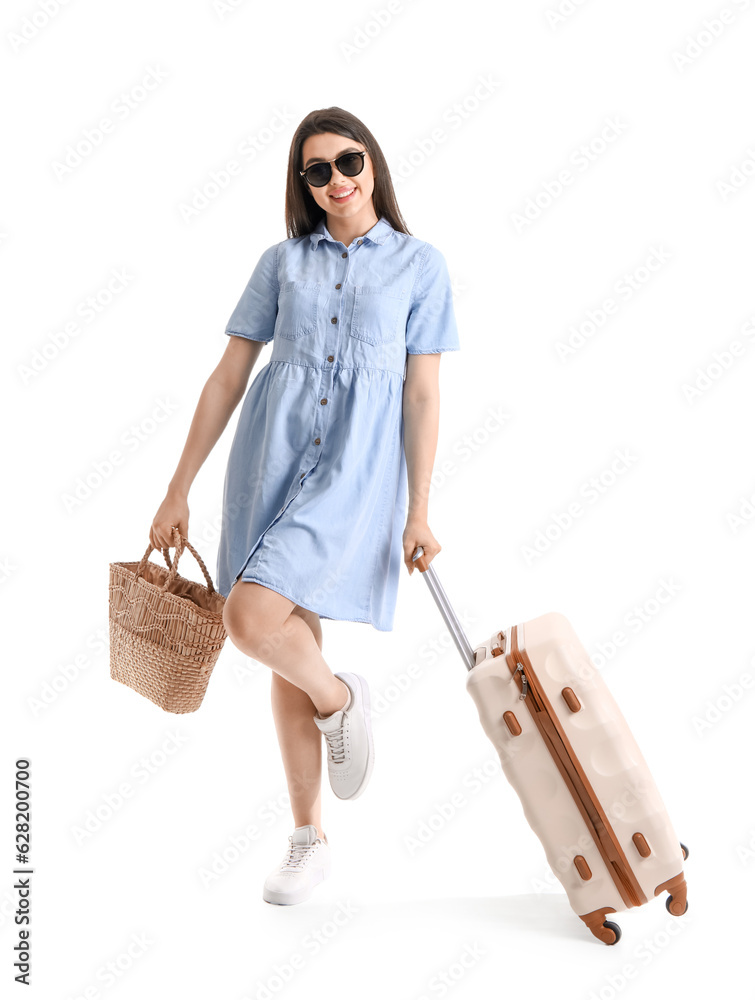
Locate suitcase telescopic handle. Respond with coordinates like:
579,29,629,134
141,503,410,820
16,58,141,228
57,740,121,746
411,546,477,672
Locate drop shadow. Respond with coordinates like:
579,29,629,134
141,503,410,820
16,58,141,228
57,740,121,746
263,892,593,945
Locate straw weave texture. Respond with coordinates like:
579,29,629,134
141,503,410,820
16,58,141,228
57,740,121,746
108,530,227,713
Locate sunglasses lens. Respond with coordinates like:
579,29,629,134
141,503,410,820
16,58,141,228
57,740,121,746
337,152,364,176
306,163,331,186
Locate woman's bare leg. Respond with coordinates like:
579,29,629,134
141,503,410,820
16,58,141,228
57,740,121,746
223,582,350,843
223,580,349,717
271,608,327,841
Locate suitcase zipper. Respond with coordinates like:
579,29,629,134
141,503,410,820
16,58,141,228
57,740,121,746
513,661,528,700
508,625,646,910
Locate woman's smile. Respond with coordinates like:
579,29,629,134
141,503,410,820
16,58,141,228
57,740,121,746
329,185,356,202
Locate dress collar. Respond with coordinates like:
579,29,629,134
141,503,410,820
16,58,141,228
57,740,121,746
309,214,394,249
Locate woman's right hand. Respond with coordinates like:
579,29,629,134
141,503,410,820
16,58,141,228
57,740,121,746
150,490,190,552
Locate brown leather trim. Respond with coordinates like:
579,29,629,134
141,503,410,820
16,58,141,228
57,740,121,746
632,832,651,858
562,687,582,713
503,711,522,736
579,906,618,944
507,624,647,910
574,855,592,881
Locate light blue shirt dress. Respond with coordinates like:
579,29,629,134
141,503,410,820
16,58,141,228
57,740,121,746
215,214,460,631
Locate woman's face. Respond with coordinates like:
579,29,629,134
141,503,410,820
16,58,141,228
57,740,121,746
300,132,376,221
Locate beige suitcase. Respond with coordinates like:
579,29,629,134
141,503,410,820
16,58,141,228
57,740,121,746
412,546,689,944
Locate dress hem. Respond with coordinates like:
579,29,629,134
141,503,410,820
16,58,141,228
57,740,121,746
234,573,392,632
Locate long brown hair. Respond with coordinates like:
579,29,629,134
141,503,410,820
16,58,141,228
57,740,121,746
284,107,411,240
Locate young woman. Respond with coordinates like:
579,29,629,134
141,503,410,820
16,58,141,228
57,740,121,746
150,106,460,905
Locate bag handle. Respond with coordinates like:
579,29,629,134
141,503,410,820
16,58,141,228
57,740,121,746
135,526,218,595
136,545,173,573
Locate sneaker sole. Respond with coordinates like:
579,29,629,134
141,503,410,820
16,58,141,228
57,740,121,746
262,862,329,905
334,672,375,801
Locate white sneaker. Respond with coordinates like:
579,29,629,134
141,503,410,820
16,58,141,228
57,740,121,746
262,825,331,905
313,671,375,801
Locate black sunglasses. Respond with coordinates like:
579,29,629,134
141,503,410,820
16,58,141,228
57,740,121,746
299,150,367,187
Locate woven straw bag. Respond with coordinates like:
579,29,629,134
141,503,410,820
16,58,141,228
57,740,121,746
109,527,227,713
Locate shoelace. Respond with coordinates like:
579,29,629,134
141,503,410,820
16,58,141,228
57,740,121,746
280,835,321,871
323,725,346,764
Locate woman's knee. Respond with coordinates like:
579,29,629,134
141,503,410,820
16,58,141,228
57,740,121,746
223,581,295,661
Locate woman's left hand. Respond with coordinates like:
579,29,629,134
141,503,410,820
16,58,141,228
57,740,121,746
402,515,441,575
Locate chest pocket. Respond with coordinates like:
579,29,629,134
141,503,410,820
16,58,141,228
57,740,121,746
350,286,406,346
276,281,320,340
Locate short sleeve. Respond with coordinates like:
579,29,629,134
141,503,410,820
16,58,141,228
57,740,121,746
404,244,460,354
224,243,279,343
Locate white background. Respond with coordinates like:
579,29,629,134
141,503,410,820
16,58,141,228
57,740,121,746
3,0,754,997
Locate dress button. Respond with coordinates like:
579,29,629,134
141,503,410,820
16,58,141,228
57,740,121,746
335,283,341,289
300,473,304,479
327,355,334,362
331,317,337,324
357,239,363,244
314,437,321,445
341,251,347,258
320,398,327,405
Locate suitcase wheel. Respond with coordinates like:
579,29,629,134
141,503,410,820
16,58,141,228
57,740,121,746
600,921,622,945
581,909,622,944
656,869,688,917
665,895,689,916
